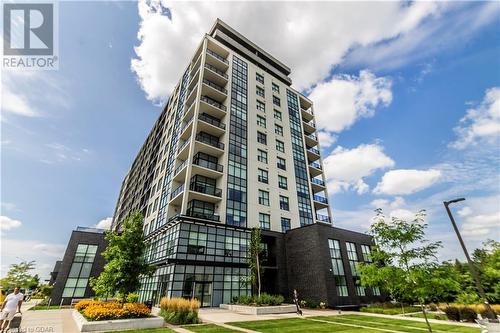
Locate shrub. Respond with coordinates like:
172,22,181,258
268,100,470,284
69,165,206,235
460,307,477,322
235,295,253,305
443,306,460,321
479,306,497,319
319,302,327,309
302,298,320,309
126,293,139,303
74,300,98,311
299,300,307,308
233,294,284,306
428,303,437,311
159,297,200,325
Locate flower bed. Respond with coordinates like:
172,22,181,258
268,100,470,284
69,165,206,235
232,293,285,306
74,300,150,321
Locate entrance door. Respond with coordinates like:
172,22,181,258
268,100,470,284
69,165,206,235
193,282,212,307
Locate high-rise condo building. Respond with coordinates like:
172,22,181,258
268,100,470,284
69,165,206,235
110,19,385,308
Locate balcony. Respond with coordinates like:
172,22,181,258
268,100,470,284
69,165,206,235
169,183,184,205
195,132,224,156
200,95,227,118
305,132,318,147
186,209,220,222
316,214,331,223
172,160,188,182
198,113,226,137
204,63,228,87
179,116,194,140
192,153,224,178
206,49,229,65
202,79,227,103
309,161,322,177
185,83,198,107
301,107,314,122
303,120,316,134
310,177,326,193
189,182,222,203
177,138,191,160
182,100,196,122
313,195,329,209
306,146,320,161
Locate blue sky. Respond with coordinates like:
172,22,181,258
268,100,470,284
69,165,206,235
1,1,499,278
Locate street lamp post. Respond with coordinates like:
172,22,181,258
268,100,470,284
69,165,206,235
443,198,497,321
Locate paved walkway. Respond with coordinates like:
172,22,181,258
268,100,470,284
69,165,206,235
198,307,337,323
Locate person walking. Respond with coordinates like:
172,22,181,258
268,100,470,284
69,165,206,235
0,286,23,332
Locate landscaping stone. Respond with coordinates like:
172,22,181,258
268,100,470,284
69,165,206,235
72,309,164,332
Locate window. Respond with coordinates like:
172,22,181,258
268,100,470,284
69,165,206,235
279,195,289,211
258,169,268,184
256,73,264,84
328,239,348,297
256,86,265,98
281,217,291,232
346,242,359,276
257,131,267,145
259,213,270,230
257,115,266,128
278,175,288,189
272,83,279,93
257,149,268,164
187,231,207,254
361,245,372,262
274,110,282,121
277,157,286,170
258,190,269,206
275,124,283,136
356,285,366,296
276,140,285,153
372,287,381,296
62,244,98,298
273,95,281,107
256,100,265,112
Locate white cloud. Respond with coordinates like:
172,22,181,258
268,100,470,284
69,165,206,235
323,143,395,194
310,70,393,133
317,131,337,149
374,169,442,195
461,213,500,238
94,217,113,230
450,87,500,149
0,239,65,279
0,215,22,231
1,85,36,117
458,206,473,217
131,1,446,102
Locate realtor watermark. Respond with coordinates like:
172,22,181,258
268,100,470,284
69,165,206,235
2,1,58,70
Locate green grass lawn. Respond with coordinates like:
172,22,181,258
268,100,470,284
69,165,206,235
112,329,175,333
360,306,422,315
183,324,239,332
312,315,479,333
407,312,448,320
29,305,64,310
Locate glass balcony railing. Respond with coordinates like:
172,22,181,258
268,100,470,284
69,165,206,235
313,195,328,204
206,49,229,64
186,210,220,222
199,113,226,130
316,214,331,223
301,108,314,116
196,133,224,150
311,178,325,186
180,116,194,132
309,161,322,169
308,147,320,155
177,139,190,153
200,95,227,112
193,156,223,172
204,63,228,79
306,133,318,141
203,79,227,94
189,182,222,197
170,184,184,199
304,120,316,128
173,160,188,176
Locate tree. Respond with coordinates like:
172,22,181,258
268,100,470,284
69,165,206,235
90,211,154,300
358,209,445,333
0,261,37,289
248,227,263,297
